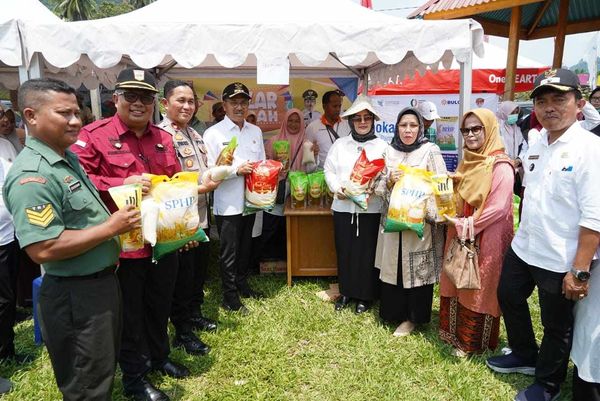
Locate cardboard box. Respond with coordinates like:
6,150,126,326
260,260,287,274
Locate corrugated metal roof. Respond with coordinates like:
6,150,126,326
409,0,600,34
408,0,498,18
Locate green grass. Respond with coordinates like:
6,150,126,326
0,248,573,401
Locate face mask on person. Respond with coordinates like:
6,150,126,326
506,114,518,125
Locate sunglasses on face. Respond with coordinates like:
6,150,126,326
350,115,374,123
118,91,155,105
459,125,484,136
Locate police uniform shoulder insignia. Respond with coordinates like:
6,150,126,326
185,159,194,168
175,133,184,141
25,204,55,227
183,147,193,156
19,177,47,185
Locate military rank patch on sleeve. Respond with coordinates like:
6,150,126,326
25,204,55,227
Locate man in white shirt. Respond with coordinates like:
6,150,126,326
302,89,321,127
486,69,600,401
204,82,265,313
305,90,351,169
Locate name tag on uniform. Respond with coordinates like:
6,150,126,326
68,181,82,193
528,155,539,160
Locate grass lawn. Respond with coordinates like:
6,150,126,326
0,246,573,401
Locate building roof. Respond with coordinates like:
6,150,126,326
408,0,600,40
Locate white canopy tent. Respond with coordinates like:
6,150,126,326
4,0,484,123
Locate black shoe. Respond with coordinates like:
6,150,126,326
124,378,170,401
153,360,190,379
1,353,33,364
239,288,264,299
334,295,351,311
355,301,370,314
221,301,249,315
173,332,210,356
190,315,217,332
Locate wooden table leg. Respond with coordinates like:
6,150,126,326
286,214,292,286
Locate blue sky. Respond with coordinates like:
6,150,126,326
363,0,597,68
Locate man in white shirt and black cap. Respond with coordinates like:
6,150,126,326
302,89,321,127
417,101,440,144
486,68,600,401
204,82,266,314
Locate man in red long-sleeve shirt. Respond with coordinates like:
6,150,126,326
72,68,187,401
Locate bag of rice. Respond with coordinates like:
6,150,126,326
302,141,315,165
145,172,208,260
289,171,308,209
307,170,325,207
342,149,385,210
108,184,144,252
272,140,290,172
244,159,283,214
201,165,237,184
384,165,433,238
216,136,237,166
431,174,457,222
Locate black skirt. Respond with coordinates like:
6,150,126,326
379,232,434,324
333,211,380,301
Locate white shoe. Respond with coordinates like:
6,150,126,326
393,321,415,337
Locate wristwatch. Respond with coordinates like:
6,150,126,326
570,268,591,282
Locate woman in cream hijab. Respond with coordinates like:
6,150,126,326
439,108,514,356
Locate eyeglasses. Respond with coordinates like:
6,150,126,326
459,125,484,136
118,91,156,105
350,115,374,123
590,96,600,103
0,110,4,119
226,100,250,108
397,122,419,131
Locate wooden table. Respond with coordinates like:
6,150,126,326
284,198,337,286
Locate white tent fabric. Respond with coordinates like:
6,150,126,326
0,0,61,67
459,41,545,70
20,0,484,82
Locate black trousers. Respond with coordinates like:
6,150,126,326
117,254,178,387
171,242,209,334
215,213,255,305
497,247,574,392
38,272,121,401
333,212,380,301
573,366,600,401
260,213,287,261
0,241,18,359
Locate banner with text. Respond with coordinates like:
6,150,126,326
371,93,498,171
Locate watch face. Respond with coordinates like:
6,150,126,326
576,271,591,281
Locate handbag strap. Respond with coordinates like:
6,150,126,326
282,143,303,182
469,217,475,242
460,218,468,243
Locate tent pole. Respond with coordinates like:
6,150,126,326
504,6,521,101
90,87,102,121
552,0,569,68
458,28,473,163
28,53,43,79
329,53,362,79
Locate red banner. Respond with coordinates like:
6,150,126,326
369,68,548,95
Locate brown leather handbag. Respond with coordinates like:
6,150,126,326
443,217,481,290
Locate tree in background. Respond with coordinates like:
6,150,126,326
48,0,154,21
52,0,96,21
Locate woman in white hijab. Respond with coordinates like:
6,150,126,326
496,101,523,160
